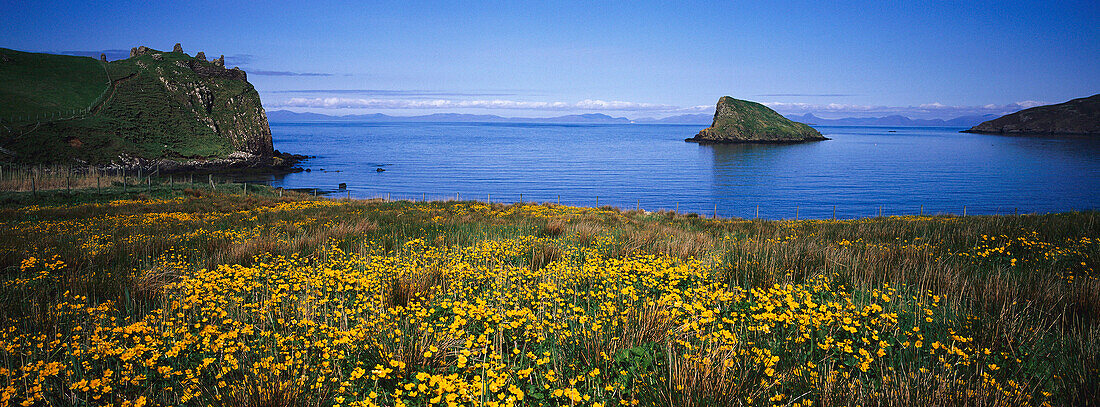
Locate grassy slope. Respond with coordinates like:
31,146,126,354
0,48,109,119
704,96,822,141
0,184,1096,405
1,48,264,164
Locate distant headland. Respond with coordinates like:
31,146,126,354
686,96,826,144
962,94,1099,136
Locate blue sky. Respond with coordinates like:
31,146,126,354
3,0,1098,119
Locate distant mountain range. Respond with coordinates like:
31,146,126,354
265,110,634,124
784,113,999,127
266,110,999,127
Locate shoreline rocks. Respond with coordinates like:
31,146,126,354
105,151,311,174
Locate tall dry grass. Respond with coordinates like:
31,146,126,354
0,165,132,191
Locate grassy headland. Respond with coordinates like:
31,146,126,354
0,183,1096,406
1,47,272,165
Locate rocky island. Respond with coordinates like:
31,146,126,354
687,96,826,144
963,94,1099,136
0,44,301,171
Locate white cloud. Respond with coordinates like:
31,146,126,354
272,96,1045,119
273,97,686,112
761,101,1047,119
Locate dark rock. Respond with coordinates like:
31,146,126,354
104,151,305,174
687,96,827,143
230,67,246,81
376,168,386,172
186,59,247,81
129,46,152,58
195,51,206,61
173,43,183,53
214,55,224,67
963,94,1100,136
339,183,347,190
100,53,107,62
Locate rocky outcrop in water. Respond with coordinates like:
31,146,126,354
963,94,1100,136
687,96,826,143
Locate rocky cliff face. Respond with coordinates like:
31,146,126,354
963,94,1100,136
134,45,274,157
687,96,826,143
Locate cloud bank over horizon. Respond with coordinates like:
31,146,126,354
270,96,1052,120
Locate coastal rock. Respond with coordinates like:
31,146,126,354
195,51,206,61
963,94,1100,136
105,151,306,174
129,46,151,58
687,96,826,143
214,55,224,67
100,53,107,62
173,43,183,53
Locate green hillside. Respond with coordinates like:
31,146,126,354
0,49,110,119
0,46,273,165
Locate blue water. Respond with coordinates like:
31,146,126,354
259,122,1100,219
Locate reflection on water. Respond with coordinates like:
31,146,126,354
257,122,1100,219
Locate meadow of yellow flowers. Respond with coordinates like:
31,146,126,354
0,187,1096,406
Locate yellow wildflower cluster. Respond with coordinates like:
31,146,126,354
2,235,1045,406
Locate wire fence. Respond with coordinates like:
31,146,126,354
310,189,1044,220
0,164,1066,220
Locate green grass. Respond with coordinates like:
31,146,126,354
0,48,109,120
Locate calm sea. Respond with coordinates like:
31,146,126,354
256,122,1100,219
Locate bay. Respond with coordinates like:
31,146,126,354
259,122,1100,219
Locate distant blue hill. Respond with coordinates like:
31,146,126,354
266,110,998,127
266,110,630,124
631,114,714,124
784,113,999,128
